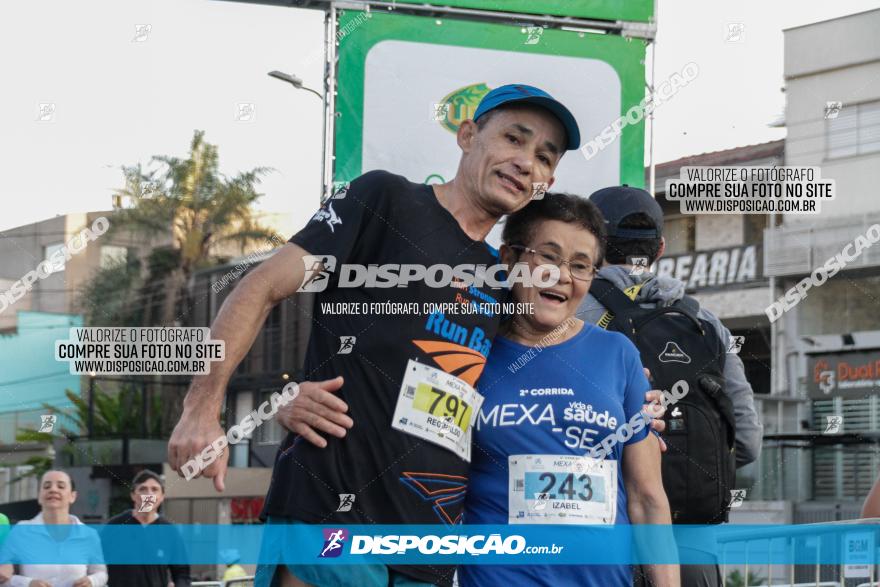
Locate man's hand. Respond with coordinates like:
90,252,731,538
168,409,229,492
643,368,668,452
28,580,52,587
72,578,93,587
277,376,353,448
166,242,315,493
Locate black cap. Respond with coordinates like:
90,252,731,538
589,185,663,239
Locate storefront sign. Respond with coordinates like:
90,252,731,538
807,350,880,399
654,245,762,292
843,531,874,578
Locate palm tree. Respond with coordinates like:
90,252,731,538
77,254,144,327
109,129,280,326
77,130,282,430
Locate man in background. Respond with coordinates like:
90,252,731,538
104,469,191,587
580,185,763,587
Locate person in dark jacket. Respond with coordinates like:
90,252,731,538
105,469,191,587
579,186,763,587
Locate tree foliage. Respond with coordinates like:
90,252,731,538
725,569,766,587
74,130,282,432
7,384,163,484
15,385,163,441
79,129,280,327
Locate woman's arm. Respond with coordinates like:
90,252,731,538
862,473,880,518
7,572,48,587
623,435,680,587
1,564,43,587
85,562,108,587
85,529,108,587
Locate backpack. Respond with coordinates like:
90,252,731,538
589,277,736,524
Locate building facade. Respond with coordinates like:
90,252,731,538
655,140,780,496
0,212,154,330
761,8,880,513
0,311,82,517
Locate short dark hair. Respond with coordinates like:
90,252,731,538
603,212,662,265
132,469,164,491
474,106,504,132
502,192,606,266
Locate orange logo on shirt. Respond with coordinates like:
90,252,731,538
412,340,487,386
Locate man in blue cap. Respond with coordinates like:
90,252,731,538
169,84,579,587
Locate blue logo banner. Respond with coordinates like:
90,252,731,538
2,524,880,565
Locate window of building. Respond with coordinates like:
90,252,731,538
263,306,282,372
827,100,880,159
663,216,695,255
12,465,38,502
0,413,16,445
44,243,66,273
734,326,771,395
798,275,880,336
0,468,10,504
100,245,128,269
812,397,879,501
256,390,284,445
743,214,767,247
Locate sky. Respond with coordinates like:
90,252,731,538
2,0,879,233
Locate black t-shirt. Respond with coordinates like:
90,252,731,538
262,170,505,586
104,510,191,587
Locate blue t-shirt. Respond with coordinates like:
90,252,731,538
460,322,650,587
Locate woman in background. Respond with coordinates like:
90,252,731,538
0,470,107,587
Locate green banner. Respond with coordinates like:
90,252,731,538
335,10,647,193
390,0,654,23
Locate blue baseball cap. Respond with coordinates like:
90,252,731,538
473,84,581,151
590,185,664,239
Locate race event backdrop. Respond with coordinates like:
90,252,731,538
391,0,654,22
333,8,650,195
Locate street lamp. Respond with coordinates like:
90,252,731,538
269,69,331,202
268,70,323,101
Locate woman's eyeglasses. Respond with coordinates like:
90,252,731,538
508,245,597,281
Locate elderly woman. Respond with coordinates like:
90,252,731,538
459,193,677,587
0,470,108,587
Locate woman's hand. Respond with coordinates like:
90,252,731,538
28,580,52,587
642,368,668,452
72,577,93,587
